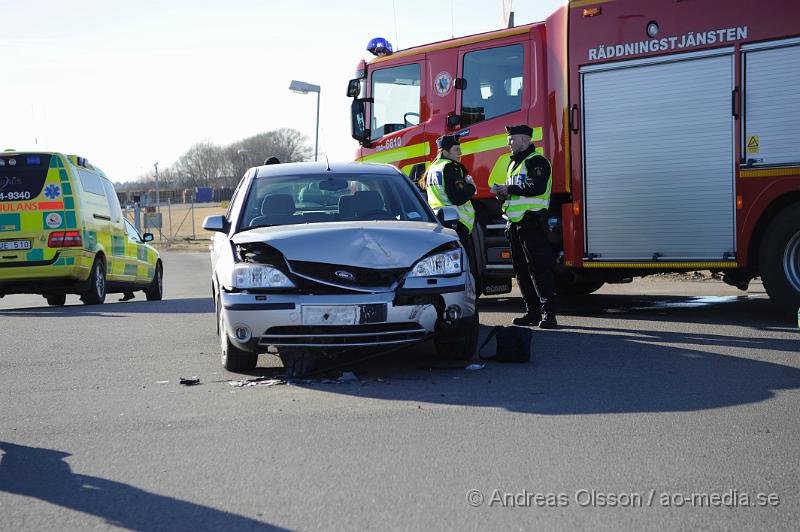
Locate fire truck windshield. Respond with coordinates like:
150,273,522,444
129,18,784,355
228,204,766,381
370,63,420,140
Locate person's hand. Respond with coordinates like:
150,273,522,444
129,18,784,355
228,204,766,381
464,174,475,186
492,184,509,200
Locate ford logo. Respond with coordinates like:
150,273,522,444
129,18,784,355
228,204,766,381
335,270,356,281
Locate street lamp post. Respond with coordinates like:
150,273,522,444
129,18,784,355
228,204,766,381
237,148,250,174
289,80,321,161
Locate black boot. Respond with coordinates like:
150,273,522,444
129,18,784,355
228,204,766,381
538,312,558,329
513,312,541,326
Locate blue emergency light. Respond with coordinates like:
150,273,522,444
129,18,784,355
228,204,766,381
366,37,393,57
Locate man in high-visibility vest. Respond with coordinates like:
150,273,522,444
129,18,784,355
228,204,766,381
492,125,557,328
421,135,479,290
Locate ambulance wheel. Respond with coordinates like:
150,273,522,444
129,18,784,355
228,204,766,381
218,295,257,372
81,257,106,305
144,261,163,301
435,309,479,361
45,294,66,306
760,203,800,310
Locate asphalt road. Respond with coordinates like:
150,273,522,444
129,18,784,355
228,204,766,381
1,251,797,531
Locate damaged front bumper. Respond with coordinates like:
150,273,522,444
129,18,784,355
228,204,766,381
220,271,476,352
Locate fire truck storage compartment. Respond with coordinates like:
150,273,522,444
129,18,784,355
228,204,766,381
742,38,800,167
580,49,736,261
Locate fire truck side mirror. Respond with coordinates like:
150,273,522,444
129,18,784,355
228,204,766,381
350,98,372,147
346,78,360,98
447,114,462,129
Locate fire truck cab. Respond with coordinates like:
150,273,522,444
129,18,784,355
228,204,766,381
349,0,800,309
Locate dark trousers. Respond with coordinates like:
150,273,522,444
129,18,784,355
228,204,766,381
507,212,556,314
455,222,480,294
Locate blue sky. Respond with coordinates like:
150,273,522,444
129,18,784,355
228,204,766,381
1,0,565,182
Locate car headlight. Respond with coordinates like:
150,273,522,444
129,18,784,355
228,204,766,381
233,263,295,289
408,249,462,277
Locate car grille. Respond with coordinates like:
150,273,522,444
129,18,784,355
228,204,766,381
288,260,407,291
258,322,428,347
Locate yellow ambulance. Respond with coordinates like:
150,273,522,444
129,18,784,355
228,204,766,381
0,151,162,305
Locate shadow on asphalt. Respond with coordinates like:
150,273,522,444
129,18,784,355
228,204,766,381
258,294,800,415
0,441,286,531
0,297,213,317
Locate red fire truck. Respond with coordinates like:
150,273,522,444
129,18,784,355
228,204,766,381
348,0,800,309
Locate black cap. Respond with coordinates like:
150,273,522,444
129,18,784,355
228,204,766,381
264,156,280,165
436,135,460,151
505,124,534,137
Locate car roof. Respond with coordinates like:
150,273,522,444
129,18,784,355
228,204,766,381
253,161,404,179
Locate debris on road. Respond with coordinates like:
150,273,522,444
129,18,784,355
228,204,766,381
229,377,285,387
179,376,201,386
464,363,485,371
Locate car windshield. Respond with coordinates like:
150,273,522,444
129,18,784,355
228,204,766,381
240,172,436,229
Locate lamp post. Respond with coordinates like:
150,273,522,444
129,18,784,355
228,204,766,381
289,80,321,161
237,148,250,174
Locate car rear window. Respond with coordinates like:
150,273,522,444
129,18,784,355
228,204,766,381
0,154,52,202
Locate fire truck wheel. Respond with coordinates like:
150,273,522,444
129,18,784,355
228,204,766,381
759,203,800,310
555,277,605,296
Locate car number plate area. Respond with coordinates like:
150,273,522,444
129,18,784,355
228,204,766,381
302,305,358,326
0,240,32,251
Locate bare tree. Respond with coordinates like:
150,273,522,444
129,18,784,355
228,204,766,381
173,142,225,188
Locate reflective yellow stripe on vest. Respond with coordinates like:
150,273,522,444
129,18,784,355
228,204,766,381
425,158,475,232
503,152,551,223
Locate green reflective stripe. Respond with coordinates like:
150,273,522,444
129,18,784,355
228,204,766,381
359,142,430,164
461,128,542,157
0,213,21,231
460,134,507,156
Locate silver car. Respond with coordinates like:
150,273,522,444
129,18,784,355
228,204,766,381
203,162,478,373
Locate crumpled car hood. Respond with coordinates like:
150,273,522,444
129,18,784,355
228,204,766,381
231,221,457,268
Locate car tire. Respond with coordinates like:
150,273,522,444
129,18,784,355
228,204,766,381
435,309,479,361
218,296,257,371
759,203,800,310
144,261,163,301
45,294,66,306
278,348,319,378
81,257,106,305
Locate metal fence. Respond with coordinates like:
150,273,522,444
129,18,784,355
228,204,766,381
124,200,228,242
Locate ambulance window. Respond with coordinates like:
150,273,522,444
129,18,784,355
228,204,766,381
461,44,523,127
78,169,105,196
101,179,123,223
0,154,51,201
370,63,420,140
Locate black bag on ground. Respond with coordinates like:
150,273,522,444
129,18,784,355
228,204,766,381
478,326,532,363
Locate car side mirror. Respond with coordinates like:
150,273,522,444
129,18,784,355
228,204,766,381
202,215,227,233
436,207,459,228
142,233,154,242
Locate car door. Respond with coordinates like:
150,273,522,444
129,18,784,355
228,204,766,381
101,178,137,282
455,39,531,191
124,219,154,283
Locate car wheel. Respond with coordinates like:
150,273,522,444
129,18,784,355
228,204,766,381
45,294,66,306
144,261,163,301
435,309,479,361
278,347,318,378
81,257,106,305
760,203,800,310
218,296,257,371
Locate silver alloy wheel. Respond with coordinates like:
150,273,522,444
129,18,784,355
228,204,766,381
96,263,106,299
783,229,800,292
